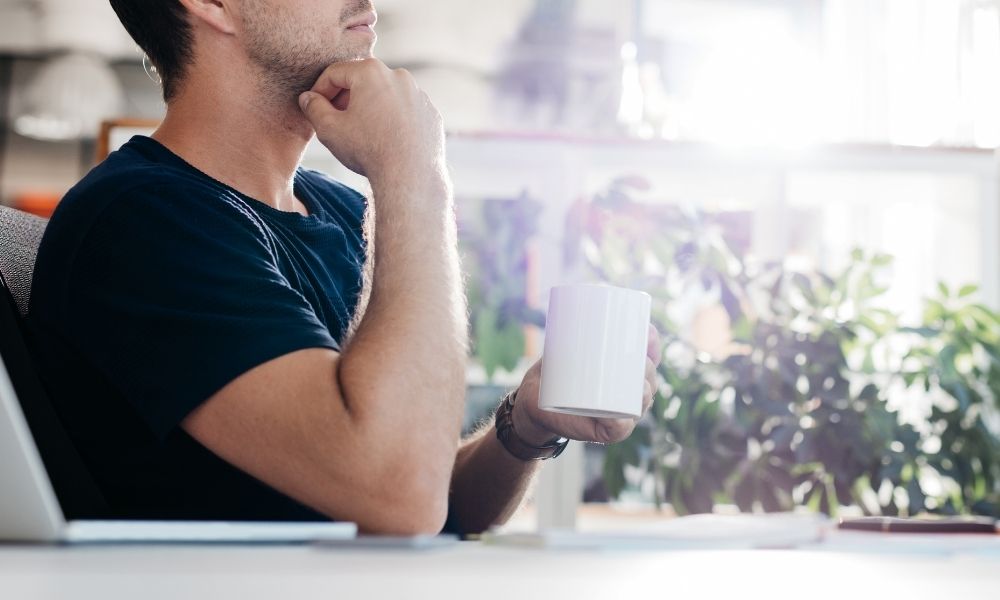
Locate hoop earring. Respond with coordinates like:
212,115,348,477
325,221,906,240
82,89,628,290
142,54,162,86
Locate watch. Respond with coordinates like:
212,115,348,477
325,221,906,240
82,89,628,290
494,389,569,461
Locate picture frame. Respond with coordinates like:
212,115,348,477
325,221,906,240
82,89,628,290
95,118,160,163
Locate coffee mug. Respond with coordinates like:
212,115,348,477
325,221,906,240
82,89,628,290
538,284,651,419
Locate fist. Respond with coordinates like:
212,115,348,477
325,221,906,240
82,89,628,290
298,58,445,183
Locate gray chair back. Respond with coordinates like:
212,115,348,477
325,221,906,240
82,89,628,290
0,205,48,316
0,204,110,518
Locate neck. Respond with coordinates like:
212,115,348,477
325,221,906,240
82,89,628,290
152,68,314,212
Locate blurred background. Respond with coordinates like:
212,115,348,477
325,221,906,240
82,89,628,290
1,0,998,528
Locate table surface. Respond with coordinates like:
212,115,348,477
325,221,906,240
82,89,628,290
2,539,999,600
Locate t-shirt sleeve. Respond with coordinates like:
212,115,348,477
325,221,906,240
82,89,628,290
62,183,339,439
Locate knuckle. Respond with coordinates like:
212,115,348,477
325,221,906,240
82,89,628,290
610,427,631,444
597,420,633,444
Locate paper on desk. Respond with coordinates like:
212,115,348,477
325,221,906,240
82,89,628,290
483,513,830,551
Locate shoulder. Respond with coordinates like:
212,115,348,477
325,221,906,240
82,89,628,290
34,144,277,303
61,142,257,224
46,145,271,258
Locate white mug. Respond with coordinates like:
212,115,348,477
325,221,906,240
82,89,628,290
539,284,651,419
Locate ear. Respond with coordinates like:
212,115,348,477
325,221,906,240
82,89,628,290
177,0,237,35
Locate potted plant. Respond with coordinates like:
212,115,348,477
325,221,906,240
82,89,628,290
573,178,1000,517
459,191,546,430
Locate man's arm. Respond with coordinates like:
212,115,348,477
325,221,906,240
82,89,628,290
447,409,543,533
449,329,662,534
183,59,467,535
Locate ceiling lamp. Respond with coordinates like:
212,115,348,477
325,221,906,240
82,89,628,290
14,52,124,142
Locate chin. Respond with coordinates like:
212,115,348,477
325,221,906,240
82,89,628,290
344,39,377,61
346,48,375,62
289,46,375,91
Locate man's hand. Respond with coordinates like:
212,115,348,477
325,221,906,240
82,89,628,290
512,325,663,445
298,58,445,185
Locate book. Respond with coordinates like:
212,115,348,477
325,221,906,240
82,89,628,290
837,516,997,534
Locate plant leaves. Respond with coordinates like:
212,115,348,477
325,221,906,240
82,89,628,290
958,284,978,298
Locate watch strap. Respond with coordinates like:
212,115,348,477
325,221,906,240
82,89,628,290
494,389,568,461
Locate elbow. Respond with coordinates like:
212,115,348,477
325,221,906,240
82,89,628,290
345,452,453,536
361,478,450,536
401,482,450,535
374,503,449,537
332,364,459,535
385,466,451,535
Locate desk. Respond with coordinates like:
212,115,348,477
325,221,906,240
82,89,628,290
1,542,998,600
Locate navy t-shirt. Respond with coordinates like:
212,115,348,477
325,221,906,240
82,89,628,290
27,136,367,521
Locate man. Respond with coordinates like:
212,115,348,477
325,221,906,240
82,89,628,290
27,0,660,535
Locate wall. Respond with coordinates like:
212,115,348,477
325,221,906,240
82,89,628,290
0,56,166,205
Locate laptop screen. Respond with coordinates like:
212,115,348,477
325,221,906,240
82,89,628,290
0,355,66,542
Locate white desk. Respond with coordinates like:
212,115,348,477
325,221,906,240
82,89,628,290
1,542,998,600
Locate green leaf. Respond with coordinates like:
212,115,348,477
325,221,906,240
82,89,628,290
924,300,947,323
969,304,1000,329
602,446,628,499
858,383,879,402
862,348,875,374
805,483,823,512
945,383,972,411
939,345,959,381
938,282,950,298
958,284,978,298
900,326,938,338
871,253,893,267
858,314,887,336
731,317,754,343
906,478,926,516
473,307,525,380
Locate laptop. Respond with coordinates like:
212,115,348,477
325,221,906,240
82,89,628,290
0,356,357,544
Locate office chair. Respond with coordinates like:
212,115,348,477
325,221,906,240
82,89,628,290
0,205,109,519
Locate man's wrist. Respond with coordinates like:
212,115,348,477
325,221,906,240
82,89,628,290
509,389,561,447
494,391,567,461
368,163,450,202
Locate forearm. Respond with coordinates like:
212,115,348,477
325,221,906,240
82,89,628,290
449,369,575,534
448,423,544,534
338,172,467,478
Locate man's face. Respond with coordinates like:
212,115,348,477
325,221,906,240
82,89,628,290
240,0,377,96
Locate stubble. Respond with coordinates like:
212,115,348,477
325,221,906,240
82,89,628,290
242,0,376,106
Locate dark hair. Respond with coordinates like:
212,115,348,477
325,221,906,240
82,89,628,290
109,0,193,101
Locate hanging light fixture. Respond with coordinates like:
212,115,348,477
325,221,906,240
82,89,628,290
13,52,124,142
